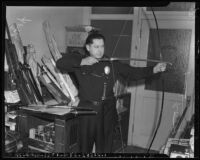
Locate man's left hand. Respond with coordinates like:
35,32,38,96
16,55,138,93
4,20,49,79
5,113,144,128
153,63,167,73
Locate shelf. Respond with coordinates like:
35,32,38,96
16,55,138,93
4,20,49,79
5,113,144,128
28,138,54,152
28,145,51,153
18,109,80,153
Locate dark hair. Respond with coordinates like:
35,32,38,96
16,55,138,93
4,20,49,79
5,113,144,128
85,32,105,45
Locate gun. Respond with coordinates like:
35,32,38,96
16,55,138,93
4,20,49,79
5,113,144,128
5,20,38,105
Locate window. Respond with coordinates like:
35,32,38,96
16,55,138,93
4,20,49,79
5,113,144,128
92,7,133,14
146,2,195,11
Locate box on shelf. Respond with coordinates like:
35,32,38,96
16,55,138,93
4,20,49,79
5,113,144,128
28,123,55,152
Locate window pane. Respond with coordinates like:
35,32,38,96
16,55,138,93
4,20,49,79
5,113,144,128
92,7,133,14
147,2,195,11
145,29,192,94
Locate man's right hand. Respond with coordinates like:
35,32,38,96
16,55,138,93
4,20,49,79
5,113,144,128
80,56,99,66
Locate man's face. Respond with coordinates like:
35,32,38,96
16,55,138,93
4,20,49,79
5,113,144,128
86,38,105,59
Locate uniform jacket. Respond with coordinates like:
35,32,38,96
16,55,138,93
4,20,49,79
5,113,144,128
56,52,154,102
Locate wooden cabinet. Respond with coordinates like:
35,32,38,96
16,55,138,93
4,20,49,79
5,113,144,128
18,108,79,153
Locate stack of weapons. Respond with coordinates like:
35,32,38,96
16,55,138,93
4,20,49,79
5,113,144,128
41,21,78,104
5,21,41,105
5,20,78,106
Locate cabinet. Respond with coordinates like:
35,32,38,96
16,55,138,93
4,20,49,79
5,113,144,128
18,107,80,153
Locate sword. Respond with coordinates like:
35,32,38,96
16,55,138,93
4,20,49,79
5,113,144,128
28,104,93,111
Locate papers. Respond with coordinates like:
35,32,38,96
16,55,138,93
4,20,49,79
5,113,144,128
4,90,20,103
7,111,17,119
5,121,16,131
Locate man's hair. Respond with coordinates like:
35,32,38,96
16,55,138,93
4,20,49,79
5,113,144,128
84,32,105,56
85,33,105,45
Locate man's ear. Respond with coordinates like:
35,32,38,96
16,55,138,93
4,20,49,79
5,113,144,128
86,44,90,52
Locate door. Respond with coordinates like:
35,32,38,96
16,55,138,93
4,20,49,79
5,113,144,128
131,18,194,151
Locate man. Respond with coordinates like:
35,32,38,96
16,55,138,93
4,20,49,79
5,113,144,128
56,33,166,153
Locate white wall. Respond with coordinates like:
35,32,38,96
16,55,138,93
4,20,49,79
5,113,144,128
6,6,86,62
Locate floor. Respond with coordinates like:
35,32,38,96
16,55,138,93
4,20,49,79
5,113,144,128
116,145,159,153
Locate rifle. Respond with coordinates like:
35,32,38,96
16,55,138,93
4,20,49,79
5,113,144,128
5,20,39,105
22,64,44,104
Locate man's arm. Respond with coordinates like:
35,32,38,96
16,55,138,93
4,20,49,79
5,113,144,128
56,52,84,72
115,61,166,81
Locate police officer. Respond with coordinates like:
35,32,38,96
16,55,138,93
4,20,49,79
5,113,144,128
56,33,166,153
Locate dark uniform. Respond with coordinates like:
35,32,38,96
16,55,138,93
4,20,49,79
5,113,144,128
56,52,155,153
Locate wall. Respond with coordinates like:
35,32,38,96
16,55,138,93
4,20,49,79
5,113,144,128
128,7,195,150
6,6,85,62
